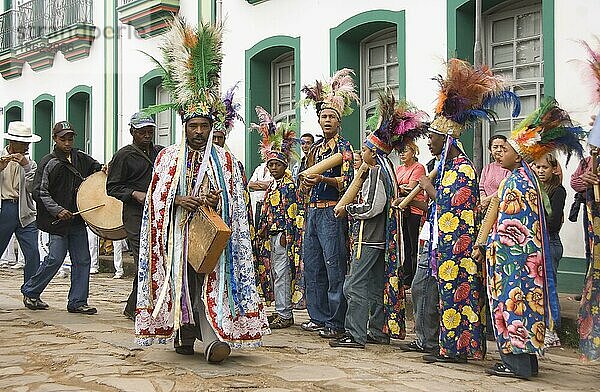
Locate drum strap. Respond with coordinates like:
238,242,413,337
52,153,85,181
130,144,154,166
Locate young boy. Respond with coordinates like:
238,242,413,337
330,93,427,348
253,106,302,329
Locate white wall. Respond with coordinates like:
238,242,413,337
220,0,447,164
0,0,106,162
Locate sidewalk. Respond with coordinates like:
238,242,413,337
1,268,598,391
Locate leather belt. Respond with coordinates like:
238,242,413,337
308,200,337,208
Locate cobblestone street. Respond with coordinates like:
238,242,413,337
0,267,597,392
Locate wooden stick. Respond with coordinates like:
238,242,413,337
397,168,438,210
592,152,600,203
334,162,369,215
51,203,105,225
475,196,500,246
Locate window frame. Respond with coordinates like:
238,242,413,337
271,51,296,123
359,28,398,143
483,2,544,164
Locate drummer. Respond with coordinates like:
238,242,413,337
106,112,163,320
22,121,103,315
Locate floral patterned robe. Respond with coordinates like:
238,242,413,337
135,143,269,348
486,162,559,355
432,153,484,359
578,188,600,361
256,172,304,308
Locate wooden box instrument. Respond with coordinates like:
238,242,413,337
187,206,232,274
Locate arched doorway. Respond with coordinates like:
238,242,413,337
32,94,54,161
67,86,92,153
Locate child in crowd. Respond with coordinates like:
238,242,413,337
253,106,303,329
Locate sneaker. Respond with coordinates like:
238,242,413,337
23,295,49,310
10,262,24,269
113,272,124,279
89,268,99,274
270,315,294,329
399,340,433,353
300,321,325,332
0,261,9,268
422,353,467,363
67,305,97,315
486,362,529,380
329,333,365,349
544,329,561,348
366,334,390,345
319,328,346,339
205,340,231,363
56,270,69,279
267,313,278,324
175,345,194,355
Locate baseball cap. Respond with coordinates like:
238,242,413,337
129,112,157,129
52,121,77,137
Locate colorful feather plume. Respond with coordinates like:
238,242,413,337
250,106,299,164
431,58,520,135
579,37,600,105
143,17,223,122
509,97,585,163
214,83,244,134
301,68,359,118
366,90,429,152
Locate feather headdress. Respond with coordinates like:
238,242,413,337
301,68,359,119
579,37,600,105
250,106,299,164
213,83,244,136
431,58,520,137
143,17,223,123
508,97,585,163
365,90,429,155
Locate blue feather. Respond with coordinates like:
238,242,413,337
483,91,521,118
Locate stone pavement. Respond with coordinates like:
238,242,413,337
0,268,597,392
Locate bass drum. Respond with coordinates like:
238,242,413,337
76,171,127,240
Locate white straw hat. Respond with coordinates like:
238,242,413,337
2,121,41,143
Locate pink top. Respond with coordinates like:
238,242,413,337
479,161,510,197
395,161,426,216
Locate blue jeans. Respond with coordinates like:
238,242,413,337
22,224,91,309
302,206,348,330
411,240,439,350
0,200,40,283
271,233,293,319
548,232,563,287
343,245,386,345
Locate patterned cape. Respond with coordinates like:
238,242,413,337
486,162,559,355
430,140,485,359
135,143,269,348
578,188,600,361
256,172,305,308
376,155,406,339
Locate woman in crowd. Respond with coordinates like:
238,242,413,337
395,140,426,288
479,135,510,209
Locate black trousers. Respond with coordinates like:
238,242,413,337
123,209,142,317
402,211,421,286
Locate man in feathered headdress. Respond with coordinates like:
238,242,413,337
473,97,584,377
418,59,520,364
134,18,268,363
252,106,304,329
329,91,428,348
298,69,357,338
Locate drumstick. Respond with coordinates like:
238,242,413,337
592,151,600,203
51,204,105,225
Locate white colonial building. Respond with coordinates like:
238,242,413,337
0,0,597,292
